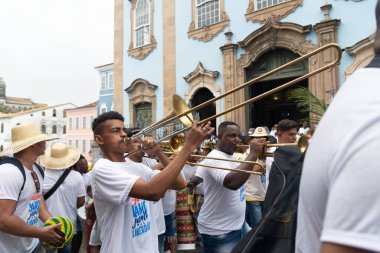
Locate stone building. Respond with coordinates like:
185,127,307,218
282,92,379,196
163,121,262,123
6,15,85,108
113,0,376,130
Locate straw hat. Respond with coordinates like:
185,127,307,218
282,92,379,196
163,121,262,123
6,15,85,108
40,143,80,170
249,126,269,137
0,122,57,156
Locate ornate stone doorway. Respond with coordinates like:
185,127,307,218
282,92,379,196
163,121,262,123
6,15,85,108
246,48,308,128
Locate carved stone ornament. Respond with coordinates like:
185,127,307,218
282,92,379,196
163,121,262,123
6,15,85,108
188,0,230,42
237,21,313,71
183,62,221,105
128,41,157,60
125,79,158,124
344,33,375,78
245,0,303,24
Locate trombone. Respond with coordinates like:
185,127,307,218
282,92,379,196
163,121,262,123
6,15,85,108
127,43,341,156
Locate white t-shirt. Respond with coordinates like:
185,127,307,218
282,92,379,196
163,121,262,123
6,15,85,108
82,170,93,188
296,68,380,253
297,127,309,135
196,149,246,235
92,158,158,253
43,169,86,233
134,158,165,235
0,163,43,253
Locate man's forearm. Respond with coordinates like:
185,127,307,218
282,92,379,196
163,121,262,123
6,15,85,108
0,215,42,239
223,153,260,190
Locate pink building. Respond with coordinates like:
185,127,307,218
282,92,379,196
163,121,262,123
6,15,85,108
65,102,97,163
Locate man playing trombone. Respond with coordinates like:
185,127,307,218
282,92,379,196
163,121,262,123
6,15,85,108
196,121,266,253
90,111,214,253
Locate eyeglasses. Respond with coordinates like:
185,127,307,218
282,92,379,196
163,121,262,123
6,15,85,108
30,171,40,193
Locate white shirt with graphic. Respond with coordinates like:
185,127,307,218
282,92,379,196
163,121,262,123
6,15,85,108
135,158,165,235
196,150,246,235
43,169,86,233
0,163,43,253
92,158,158,253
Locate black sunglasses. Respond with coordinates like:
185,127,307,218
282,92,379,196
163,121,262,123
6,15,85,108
30,171,40,193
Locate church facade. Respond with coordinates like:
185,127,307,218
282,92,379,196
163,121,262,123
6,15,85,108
113,0,376,130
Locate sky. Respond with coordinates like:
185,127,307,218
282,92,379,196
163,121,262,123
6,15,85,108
0,0,114,107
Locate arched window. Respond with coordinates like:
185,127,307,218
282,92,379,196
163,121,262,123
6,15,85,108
135,0,150,47
52,125,57,134
41,125,46,134
42,111,45,116
63,126,66,134
52,109,57,117
1,123,3,133
0,145,3,152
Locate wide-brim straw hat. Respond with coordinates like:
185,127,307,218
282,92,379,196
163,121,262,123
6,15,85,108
40,143,80,170
249,126,269,137
0,122,57,156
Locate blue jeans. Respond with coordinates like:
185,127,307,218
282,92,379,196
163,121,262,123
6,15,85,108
158,233,164,253
44,242,72,253
201,223,249,253
245,201,263,228
164,211,176,239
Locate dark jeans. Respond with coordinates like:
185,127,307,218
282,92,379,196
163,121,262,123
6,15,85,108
245,201,263,228
201,223,249,253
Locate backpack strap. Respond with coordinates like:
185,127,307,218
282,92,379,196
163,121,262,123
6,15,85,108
34,163,44,179
43,168,72,201
0,157,26,200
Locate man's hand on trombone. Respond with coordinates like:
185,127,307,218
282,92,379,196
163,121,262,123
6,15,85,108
183,121,215,151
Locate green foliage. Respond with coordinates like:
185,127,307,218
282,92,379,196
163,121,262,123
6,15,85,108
286,86,328,125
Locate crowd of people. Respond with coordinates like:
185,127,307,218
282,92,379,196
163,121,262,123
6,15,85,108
1,2,380,253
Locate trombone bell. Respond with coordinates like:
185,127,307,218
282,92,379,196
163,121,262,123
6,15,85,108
172,94,194,127
159,134,185,153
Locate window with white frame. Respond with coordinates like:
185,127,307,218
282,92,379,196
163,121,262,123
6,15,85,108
196,0,220,28
101,73,107,90
75,139,79,149
134,0,150,47
76,117,79,129
83,116,86,129
108,72,114,89
69,118,73,130
255,0,291,11
69,140,72,146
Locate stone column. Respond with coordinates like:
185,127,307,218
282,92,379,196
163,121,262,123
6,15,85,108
220,32,245,128
312,18,341,103
114,0,124,113
162,0,176,116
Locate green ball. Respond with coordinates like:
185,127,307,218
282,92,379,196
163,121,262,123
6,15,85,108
42,216,74,249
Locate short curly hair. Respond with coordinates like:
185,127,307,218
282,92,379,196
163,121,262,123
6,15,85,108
92,111,124,135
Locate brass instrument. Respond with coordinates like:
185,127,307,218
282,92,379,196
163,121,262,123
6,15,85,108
239,135,309,155
186,162,263,176
127,43,342,167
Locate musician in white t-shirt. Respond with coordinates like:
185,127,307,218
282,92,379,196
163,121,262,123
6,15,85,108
91,111,213,253
197,121,266,253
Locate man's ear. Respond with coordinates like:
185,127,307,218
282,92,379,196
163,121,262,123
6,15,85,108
94,135,104,145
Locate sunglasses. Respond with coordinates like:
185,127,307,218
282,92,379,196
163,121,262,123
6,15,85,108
30,171,41,193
